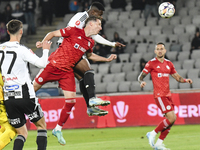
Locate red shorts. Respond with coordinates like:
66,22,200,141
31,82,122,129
154,96,174,114
34,63,76,92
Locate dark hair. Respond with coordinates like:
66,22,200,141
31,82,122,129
85,15,102,26
90,2,105,11
6,19,23,34
156,42,165,46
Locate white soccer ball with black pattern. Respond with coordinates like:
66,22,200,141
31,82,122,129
158,2,175,18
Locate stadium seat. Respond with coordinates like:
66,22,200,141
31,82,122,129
187,69,200,79
122,20,134,28
139,27,150,36
130,10,141,20
102,74,115,83
144,35,155,44
118,53,130,63
190,50,200,60
106,82,119,93
111,21,123,28
118,81,131,92
168,35,179,44
133,62,140,72
142,52,154,62
95,83,107,93
142,80,153,91
135,43,148,53
178,34,190,44
124,43,137,54
134,35,144,43
170,43,182,51
130,53,143,63
155,34,167,43
182,59,195,69
177,51,190,62
169,16,181,26
150,26,162,36
185,24,196,35
110,63,123,73
134,18,145,28
121,62,134,73
185,1,195,9
191,78,200,89
30,67,40,80
98,64,110,74
166,51,178,61
158,18,170,26
130,81,142,92
126,27,138,38
180,16,192,25
146,18,158,27
94,73,103,84
113,72,125,82
125,71,139,81
147,43,156,52
173,25,185,35
194,59,200,68
188,7,200,16
90,64,98,73
192,15,200,26
178,7,188,17
177,69,188,78
181,42,191,51
169,79,179,90
179,82,191,89
173,61,182,70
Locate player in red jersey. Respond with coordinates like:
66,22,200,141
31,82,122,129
138,42,192,150
34,16,117,145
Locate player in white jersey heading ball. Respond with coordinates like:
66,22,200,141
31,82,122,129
0,19,51,150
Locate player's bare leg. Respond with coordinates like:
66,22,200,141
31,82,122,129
74,58,110,108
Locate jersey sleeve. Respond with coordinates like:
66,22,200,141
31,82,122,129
68,12,88,29
170,62,177,74
60,26,73,38
22,47,40,64
142,61,152,74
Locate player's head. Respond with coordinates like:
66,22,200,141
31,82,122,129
155,42,166,58
6,19,23,35
85,15,102,35
88,2,104,18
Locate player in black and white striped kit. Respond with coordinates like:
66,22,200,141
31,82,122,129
55,2,125,116
0,19,51,150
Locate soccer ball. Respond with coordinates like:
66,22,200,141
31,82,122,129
158,2,175,18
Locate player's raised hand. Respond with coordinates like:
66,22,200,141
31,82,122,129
107,54,117,62
115,42,126,48
140,81,146,88
42,41,52,50
36,41,43,48
185,79,193,84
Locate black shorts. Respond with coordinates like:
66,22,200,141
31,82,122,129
4,97,44,128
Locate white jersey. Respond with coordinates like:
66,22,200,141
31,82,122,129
0,41,44,100
57,11,116,47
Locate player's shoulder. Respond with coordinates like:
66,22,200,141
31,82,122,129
164,58,173,64
149,58,156,63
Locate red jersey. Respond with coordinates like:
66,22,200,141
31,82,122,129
48,26,95,71
142,58,177,98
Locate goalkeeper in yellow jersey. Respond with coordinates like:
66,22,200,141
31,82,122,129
0,72,16,149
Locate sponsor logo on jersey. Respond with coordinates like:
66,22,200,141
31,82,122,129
157,73,169,77
113,101,129,123
157,66,160,68
66,26,71,30
5,85,19,91
78,36,81,39
88,41,91,47
38,77,43,82
166,65,170,69
75,20,80,26
0,46,6,50
74,43,86,52
6,77,18,81
166,105,171,110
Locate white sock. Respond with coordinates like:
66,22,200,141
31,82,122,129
155,138,163,146
151,130,157,136
55,124,62,131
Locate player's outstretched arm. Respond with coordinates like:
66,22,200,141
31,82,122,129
86,52,117,62
171,73,193,83
36,30,61,48
138,72,147,88
91,34,126,48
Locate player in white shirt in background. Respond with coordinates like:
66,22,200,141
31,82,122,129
56,2,126,116
0,19,51,150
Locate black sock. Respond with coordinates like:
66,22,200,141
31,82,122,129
83,70,96,99
36,129,47,150
79,79,90,107
13,135,26,150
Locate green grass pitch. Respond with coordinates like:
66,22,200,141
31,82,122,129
4,125,200,150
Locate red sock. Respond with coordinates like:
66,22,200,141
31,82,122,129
155,119,171,133
159,127,171,140
58,99,75,126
